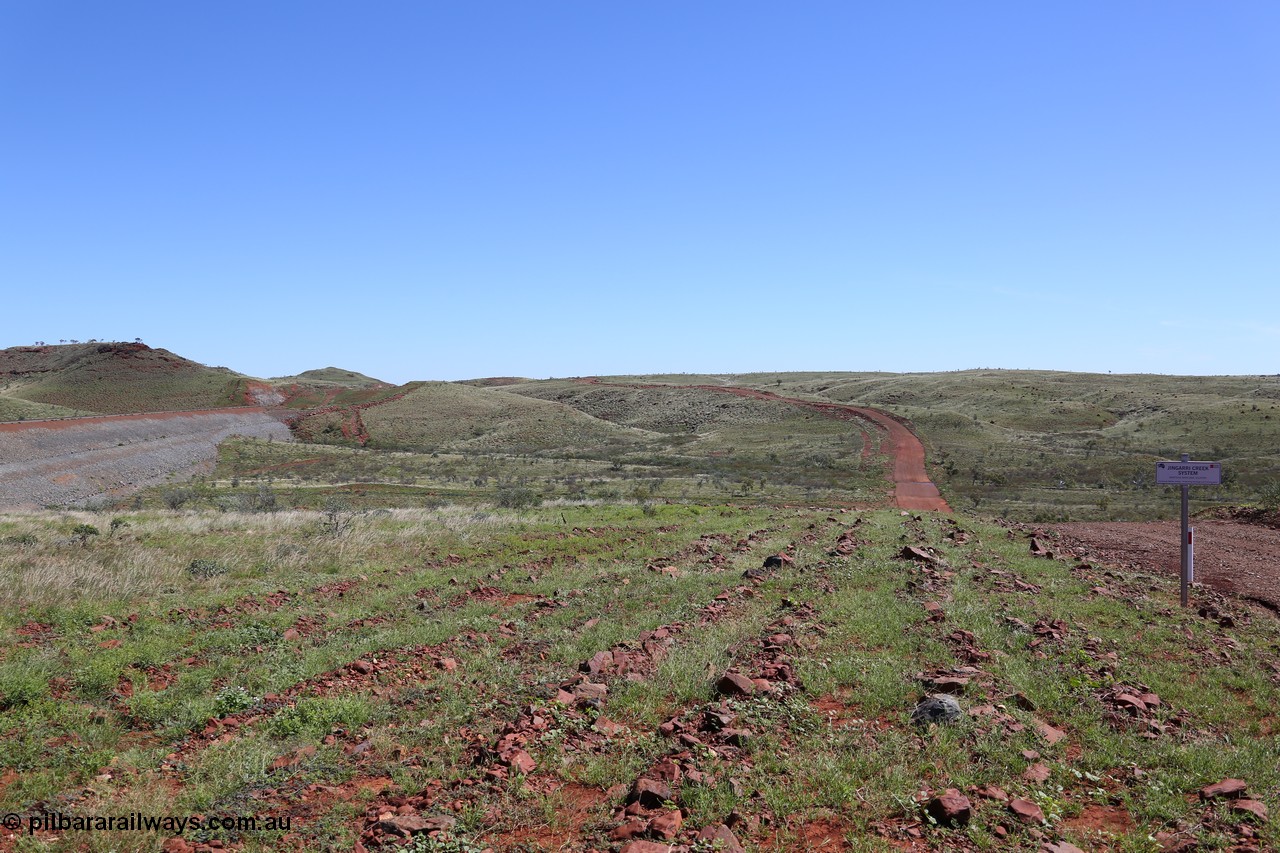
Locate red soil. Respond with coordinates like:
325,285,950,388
0,406,271,433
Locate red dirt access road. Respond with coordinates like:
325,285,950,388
581,379,950,513
0,406,271,433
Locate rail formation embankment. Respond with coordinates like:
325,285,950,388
0,409,291,509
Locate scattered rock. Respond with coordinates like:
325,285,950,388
1230,799,1268,821
620,842,677,853
716,672,756,698
609,819,648,841
1022,763,1051,784
1042,841,1086,853
1200,778,1249,800
1009,798,1045,824
925,788,972,827
629,778,673,808
269,745,315,771
901,545,944,565
910,694,964,727
696,824,746,853
649,809,683,839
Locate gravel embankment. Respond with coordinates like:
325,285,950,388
0,411,291,509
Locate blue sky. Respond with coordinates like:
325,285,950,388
2,2,1276,383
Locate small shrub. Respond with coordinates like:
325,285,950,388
494,486,541,509
0,669,50,709
71,523,100,545
2,533,37,547
1260,482,1280,510
212,685,258,717
187,558,228,579
161,488,196,510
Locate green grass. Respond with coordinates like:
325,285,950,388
658,369,1280,521
0,342,249,415
0,502,1276,851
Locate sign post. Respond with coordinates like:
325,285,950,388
1155,456,1222,607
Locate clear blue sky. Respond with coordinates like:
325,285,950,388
3,2,1276,383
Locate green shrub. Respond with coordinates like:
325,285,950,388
494,486,541,509
212,685,258,717
187,558,228,579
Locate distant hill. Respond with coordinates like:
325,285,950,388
0,342,248,415
271,367,387,387
290,380,658,454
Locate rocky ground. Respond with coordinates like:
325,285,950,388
0,410,291,508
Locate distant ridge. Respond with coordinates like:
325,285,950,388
0,342,247,415
271,367,388,387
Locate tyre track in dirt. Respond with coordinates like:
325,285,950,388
579,379,950,513
0,409,292,509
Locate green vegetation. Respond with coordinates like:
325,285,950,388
0,504,1274,851
0,342,248,415
648,370,1280,521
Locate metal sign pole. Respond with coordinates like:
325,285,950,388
1180,452,1190,607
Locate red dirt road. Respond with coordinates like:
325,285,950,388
0,406,271,433
581,379,950,513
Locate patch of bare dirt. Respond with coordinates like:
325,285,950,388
1051,517,1280,612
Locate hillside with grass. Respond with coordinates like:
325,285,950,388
0,343,249,415
649,370,1280,522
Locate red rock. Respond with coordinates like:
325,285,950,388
594,718,627,737
584,651,613,676
1009,798,1045,824
573,681,608,703
161,840,192,853
349,659,375,674
437,657,458,672
270,745,316,771
649,808,683,839
1022,763,1051,784
609,819,648,841
716,672,755,697
98,639,122,649
697,825,746,853
1115,694,1147,714
651,761,683,783
505,749,536,774
922,601,945,622
925,788,972,827
1230,799,1268,821
629,777,672,807
620,842,676,853
930,676,969,695
1043,842,1086,853
975,785,1009,801
379,813,429,835
1033,718,1067,744
282,628,301,640
901,546,943,565
1200,778,1248,800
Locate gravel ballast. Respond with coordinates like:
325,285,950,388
0,410,291,508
